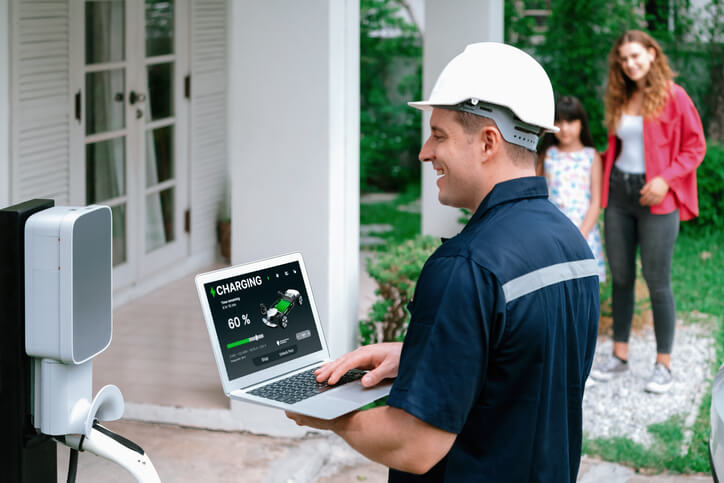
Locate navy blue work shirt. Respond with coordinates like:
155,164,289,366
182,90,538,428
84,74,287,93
387,177,600,483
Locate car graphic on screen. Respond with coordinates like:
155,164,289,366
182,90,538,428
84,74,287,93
260,289,303,329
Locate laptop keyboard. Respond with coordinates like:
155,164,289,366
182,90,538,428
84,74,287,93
249,367,366,405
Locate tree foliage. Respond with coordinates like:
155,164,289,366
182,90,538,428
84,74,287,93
360,0,422,193
506,0,724,147
508,0,643,147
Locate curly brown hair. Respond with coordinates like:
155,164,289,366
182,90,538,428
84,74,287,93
604,30,675,133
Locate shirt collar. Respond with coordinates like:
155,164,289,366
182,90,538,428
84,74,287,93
466,176,549,227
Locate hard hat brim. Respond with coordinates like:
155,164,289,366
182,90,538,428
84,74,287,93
408,100,559,133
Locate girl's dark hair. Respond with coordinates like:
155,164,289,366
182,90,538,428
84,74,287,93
537,96,595,166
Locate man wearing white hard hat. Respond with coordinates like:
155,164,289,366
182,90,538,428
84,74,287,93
287,42,600,482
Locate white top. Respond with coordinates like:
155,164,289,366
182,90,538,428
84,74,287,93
615,114,646,174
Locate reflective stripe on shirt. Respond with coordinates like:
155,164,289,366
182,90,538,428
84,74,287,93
502,259,600,303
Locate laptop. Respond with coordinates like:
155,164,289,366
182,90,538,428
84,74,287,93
195,252,391,419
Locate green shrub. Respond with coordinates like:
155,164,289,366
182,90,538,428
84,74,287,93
360,0,422,193
359,235,441,345
683,142,724,234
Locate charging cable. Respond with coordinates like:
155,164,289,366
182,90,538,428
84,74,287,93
57,422,161,482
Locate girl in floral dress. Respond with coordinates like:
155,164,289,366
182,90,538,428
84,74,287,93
538,96,606,281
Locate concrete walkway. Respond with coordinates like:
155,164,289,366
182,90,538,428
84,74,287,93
57,419,712,482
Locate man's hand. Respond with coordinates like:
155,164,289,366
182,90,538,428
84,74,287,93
284,411,342,431
315,342,402,387
640,176,669,206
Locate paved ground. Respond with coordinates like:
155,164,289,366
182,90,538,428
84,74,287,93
57,419,712,482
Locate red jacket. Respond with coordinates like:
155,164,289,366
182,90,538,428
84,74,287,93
601,84,707,221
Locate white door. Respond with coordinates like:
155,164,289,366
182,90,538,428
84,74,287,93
70,0,189,290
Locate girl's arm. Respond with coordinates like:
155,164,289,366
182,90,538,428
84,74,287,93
579,151,602,238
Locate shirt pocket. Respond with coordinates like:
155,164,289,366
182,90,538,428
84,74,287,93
655,117,680,148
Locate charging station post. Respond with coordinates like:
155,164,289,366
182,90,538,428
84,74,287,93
0,199,57,482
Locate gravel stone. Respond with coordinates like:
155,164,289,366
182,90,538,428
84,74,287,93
582,321,715,448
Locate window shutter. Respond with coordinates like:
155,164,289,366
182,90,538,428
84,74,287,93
11,0,71,204
190,0,227,252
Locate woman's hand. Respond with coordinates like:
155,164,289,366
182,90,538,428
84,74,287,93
640,176,669,206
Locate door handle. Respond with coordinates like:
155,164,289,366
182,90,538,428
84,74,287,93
129,91,146,105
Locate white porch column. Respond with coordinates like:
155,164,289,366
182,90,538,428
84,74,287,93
227,0,359,435
0,0,9,207
421,0,504,237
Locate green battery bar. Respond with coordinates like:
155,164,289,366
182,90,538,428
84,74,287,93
227,338,250,349
227,333,263,349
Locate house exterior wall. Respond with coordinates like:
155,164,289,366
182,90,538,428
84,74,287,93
10,0,71,206
189,0,228,257
1,0,9,207
4,0,227,305
228,0,360,436
420,0,504,238
228,0,359,359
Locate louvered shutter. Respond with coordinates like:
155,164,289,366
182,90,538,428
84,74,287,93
11,0,70,204
190,0,227,253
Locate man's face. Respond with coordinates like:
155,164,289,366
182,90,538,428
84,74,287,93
418,109,484,211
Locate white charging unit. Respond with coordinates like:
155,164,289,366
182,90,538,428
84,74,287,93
24,205,123,436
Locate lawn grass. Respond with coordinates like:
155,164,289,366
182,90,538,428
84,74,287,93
582,227,724,474
360,187,421,246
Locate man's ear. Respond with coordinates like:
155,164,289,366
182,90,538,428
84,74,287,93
480,125,503,160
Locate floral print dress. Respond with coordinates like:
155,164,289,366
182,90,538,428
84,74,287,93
544,146,606,281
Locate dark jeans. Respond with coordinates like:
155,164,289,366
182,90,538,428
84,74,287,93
604,167,679,354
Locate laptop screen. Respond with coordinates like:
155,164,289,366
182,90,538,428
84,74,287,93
202,260,323,381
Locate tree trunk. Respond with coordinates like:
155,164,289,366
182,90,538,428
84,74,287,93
708,57,724,144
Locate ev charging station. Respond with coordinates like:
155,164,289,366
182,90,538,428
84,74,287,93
1,199,161,482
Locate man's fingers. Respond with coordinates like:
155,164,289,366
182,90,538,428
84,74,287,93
315,353,361,384
361,369,382,387
328,360,359,385
361,360,396,387
285,411,304,426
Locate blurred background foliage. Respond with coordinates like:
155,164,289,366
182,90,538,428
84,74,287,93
360,0,422,193
359,0,724,336
361,0,724,193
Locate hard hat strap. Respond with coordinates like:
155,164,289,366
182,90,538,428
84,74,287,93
442,100,542,151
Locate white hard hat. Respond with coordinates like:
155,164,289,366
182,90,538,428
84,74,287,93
409,42,558,150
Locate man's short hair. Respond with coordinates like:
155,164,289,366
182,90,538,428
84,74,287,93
455,111,537,168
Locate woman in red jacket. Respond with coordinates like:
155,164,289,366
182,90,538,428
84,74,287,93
589,30,706,393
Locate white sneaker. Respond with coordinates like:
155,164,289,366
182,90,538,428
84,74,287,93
645,363,673,394
590,353,629,382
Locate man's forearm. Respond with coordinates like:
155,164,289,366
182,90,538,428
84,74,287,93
330,405,455,475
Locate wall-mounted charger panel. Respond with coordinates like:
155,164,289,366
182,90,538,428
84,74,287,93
25,206,112,364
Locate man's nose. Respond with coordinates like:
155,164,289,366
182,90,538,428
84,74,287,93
419,138,433,163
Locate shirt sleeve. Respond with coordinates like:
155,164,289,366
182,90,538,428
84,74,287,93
659,86,706,184
386,255,504,434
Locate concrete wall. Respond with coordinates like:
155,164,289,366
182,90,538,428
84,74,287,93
0,0,9,208
420,0,504,237
228,0,359,357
